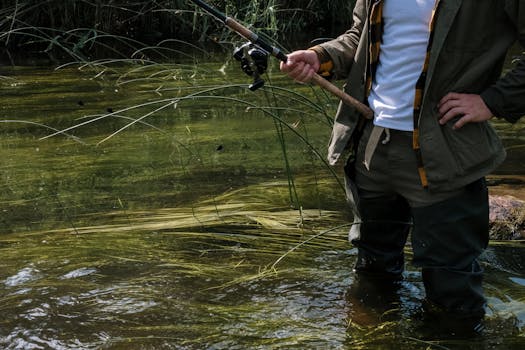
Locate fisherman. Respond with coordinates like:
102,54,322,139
280,0,525,332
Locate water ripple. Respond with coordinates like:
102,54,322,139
59,267,97,280
4,266,42,287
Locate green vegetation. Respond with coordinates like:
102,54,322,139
0,0,357,61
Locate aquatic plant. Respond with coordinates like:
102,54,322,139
44,58,342,213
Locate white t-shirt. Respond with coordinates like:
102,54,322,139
368,0,435,131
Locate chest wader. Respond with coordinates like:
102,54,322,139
411,178,489,320
351,177,489,321
352,194,412,279
347,193,413,325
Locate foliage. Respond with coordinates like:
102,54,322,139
0,0,357,60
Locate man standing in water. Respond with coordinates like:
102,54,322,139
281,0,524,332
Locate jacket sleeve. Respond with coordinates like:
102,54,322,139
310,0,367,80
480,0,525,124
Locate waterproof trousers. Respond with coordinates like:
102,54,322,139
349,124,490,318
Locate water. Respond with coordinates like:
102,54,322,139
0,61,524,349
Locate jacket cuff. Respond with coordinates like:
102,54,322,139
480,87,518,123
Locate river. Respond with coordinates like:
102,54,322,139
0,58,524,349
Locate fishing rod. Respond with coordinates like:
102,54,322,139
189,0,374,119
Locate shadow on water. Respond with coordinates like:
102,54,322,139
0,62,524,348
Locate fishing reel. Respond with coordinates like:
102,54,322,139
233,42,269,91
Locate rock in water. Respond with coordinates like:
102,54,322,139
489,195,525,240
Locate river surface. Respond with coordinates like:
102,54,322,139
0,59,524,349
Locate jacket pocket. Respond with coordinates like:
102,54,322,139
442,120,499,172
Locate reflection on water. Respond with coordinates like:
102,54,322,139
510,277,525,287
0,63,524,348
4,266,43,287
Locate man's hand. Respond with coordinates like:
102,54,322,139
279,50,320,83
438,93,494,130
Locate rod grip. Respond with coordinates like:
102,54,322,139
310,74,373,119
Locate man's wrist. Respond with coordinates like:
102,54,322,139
308,46,333,79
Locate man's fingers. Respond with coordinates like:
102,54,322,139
438,95,464,125
453,117,466,130
437,93,493,129
280,57,314,83
290,62,308,81
438,92,461,107
452,114,475,130
439,107,470,130
280,58,297,73
289,62,315,83
439,106,465,125
438,99,459,116
279,50,320,83
438,92,470,125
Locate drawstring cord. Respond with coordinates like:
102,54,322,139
382,128,391,144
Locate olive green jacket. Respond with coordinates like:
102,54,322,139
318,0,525,191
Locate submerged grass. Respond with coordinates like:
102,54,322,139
23,55,345,218
42,178,347,237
